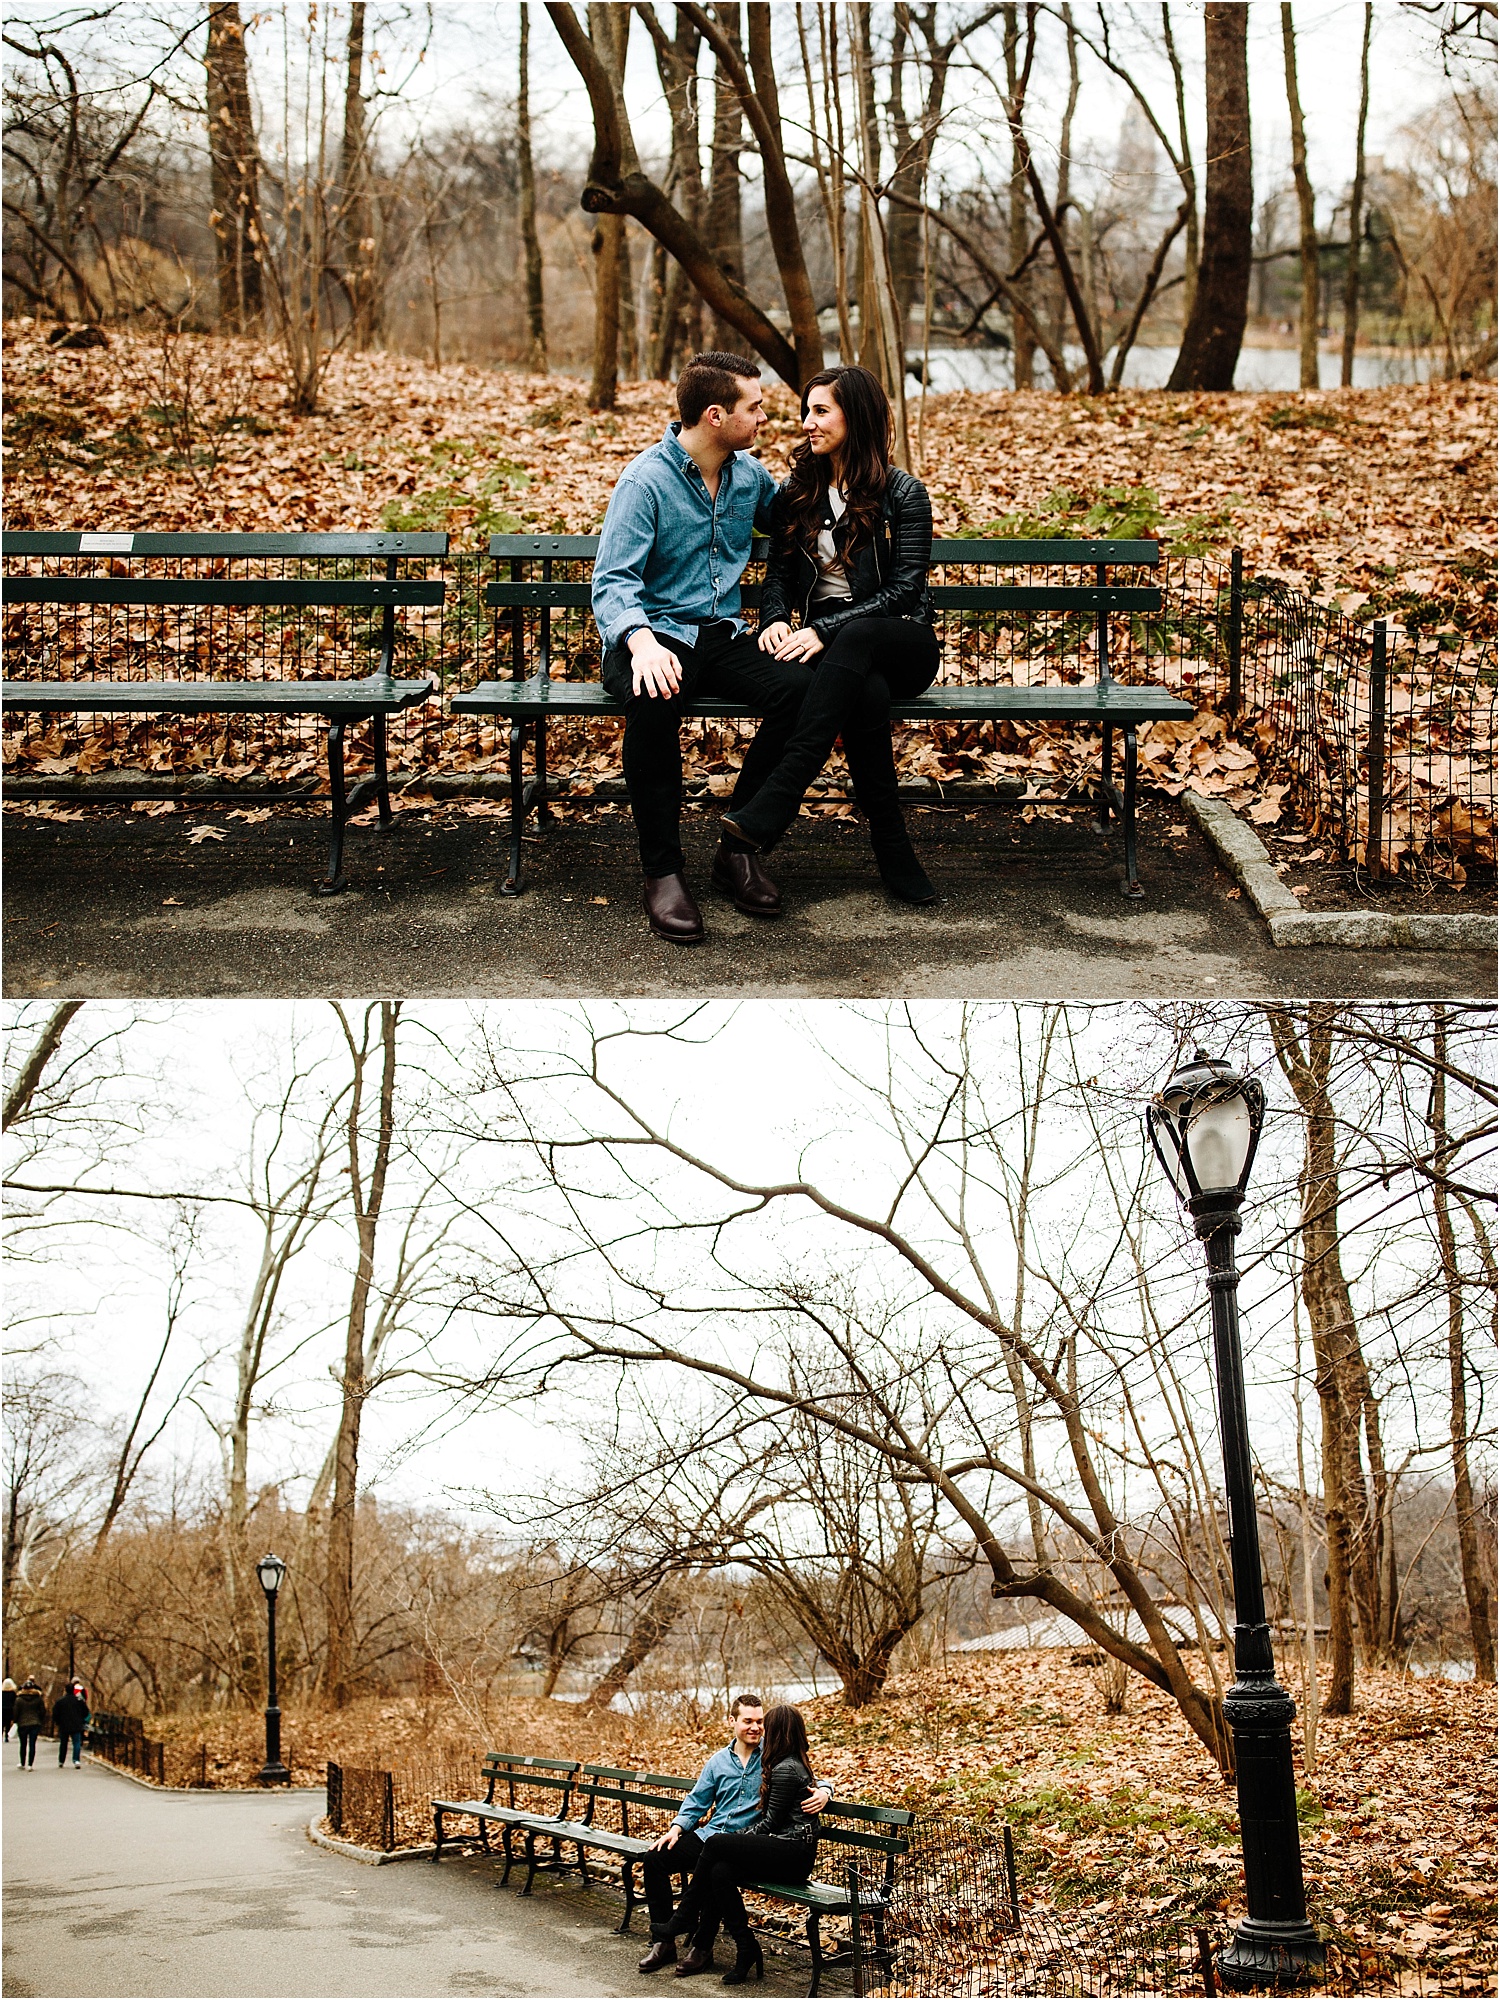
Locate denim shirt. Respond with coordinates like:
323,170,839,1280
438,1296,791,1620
671,1740,764,1836
591,424,779,654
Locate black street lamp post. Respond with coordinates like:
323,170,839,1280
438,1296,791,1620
255,1554,291,1786
1147,1049,1323,1990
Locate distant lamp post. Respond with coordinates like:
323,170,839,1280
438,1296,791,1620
65,1613,80,1684
1146,1048,1323,1988
254,1554,291,1787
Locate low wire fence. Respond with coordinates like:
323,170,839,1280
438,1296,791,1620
88,1710,167,1784
4,547,1493,892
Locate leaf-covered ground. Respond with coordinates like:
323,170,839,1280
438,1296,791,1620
4,325,1494,616
4,324,1494,891
125,1650,1496,1992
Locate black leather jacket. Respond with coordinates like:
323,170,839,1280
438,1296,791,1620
759,466,935,640
746,1756,821,1843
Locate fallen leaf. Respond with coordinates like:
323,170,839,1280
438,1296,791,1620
186,825,226,844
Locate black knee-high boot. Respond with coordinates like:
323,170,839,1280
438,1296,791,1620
720,658,870,851
721,1926,763,1986
844,730,937,904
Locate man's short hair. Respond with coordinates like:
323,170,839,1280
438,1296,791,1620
677,352,761,428
730,1691,765,1716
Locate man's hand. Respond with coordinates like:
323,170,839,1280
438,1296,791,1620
651,1825,683,1851
803,1787,831,1814
770,625,825,662
757,620,793,655
628,628,683,698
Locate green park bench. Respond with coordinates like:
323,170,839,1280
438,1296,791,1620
431,1751,912,1996
1,529,445,893
451,533,1194,899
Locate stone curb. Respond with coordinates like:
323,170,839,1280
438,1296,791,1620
306,1815,436,1864
1181,793,1498,951
80,1753,322,1794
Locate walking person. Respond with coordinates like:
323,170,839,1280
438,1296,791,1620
666,1704,824,1986
723,366,942,904
2,1677,15,1741
591,352,809,945
13,1678,46,1769
52,1681,90,1768
637,1695,826,1978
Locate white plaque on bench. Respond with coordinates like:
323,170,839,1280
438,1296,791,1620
79,532,134,553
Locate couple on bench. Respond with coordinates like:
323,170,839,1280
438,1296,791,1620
594,352,941,944
637,1693,825,1984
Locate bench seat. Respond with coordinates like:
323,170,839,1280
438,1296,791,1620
4,676,433,715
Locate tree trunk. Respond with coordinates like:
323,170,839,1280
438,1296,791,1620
1002,4,1036,388
324,1003,400,1709
644,7,703,379
205,3,264,332
1166,1,1251,391
3,1002,83,1130
518,3,548,373
706,4,745,352
340,2,377,350
585,1582,685,1708
1430,1009,1497,1682
1340,3,1372,386
585,2,630,409
1162,3,1198,321
617,218,639,380
1281,5,1320,390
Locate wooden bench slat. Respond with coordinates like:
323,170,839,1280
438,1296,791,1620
6,578,445,608
483,583,1160,613
449,677,1193,724
2,678,434,714
486,532,1161,567
3,531,449,557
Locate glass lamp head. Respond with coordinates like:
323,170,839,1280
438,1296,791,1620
1147,1048,1264,1205
256,1553,286,1598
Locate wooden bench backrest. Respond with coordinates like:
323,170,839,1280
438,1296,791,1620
576,1763,692,1834
480,1751,579,1810
3,532,449,612
3,531,449,558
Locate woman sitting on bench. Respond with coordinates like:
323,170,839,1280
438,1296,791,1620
668,1703,823,1986
722,365,941,905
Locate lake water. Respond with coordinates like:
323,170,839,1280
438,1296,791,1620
902,344,1441,394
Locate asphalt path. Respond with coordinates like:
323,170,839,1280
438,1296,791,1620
1,1759,808,1999
4,800,1492,999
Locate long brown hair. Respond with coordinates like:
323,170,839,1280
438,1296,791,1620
778,366,892,571
758,1703,815,1809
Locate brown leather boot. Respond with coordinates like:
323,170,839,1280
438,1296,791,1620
643,872,704,944
638,1940,678,1973
673,1940,718,1977
710,842,782,917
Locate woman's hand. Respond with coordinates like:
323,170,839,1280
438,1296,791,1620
757,620,793,655
771,626,825,662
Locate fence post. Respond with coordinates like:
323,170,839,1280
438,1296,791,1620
1226,547,1243,716
846,1862,864,1998
1002,1824,1020,1928
1194,1924,1218,1995
1365,619,1388,878
382,1771,395,1853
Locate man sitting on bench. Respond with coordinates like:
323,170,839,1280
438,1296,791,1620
592,353,810,946
637,1692,828,1978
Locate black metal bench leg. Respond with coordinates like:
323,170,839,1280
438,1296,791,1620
499,1825,516,1886
522,1829,540,1896
617,1858,638,1934
317,721,349,895
1093,724,1114,833
807,1913,824,1998
431,1808,445,1863
1120,725,1144,899
373,711,393,830
502,719,526,896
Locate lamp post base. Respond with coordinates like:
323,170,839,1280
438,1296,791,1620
255,1760,292,1786
1216,1918,1327,1991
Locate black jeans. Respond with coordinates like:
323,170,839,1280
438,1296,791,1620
644,1829,707,1943
671,1831,818,1938
601,624,810,879
16,1727,39,1767
58,1729,84,1766
731,615,941,850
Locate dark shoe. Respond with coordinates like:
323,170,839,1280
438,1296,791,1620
873,835,937,905
674,1944,718,1977
721,1933,763,1986
643,872,704,944
638,1941,678,1973
711,842,782,917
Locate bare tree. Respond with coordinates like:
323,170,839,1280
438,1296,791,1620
1281,5,1320,390
3,1004,85,1132
205,3,264,331
1340,3,1374,385
518,3,548,372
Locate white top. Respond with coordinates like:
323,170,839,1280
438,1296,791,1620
811,486,854,604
